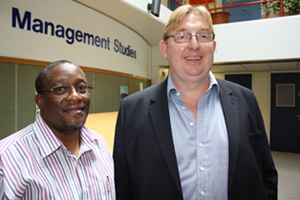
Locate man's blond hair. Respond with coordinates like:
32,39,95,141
162,5,214,41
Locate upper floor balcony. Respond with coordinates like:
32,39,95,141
170,0,300,24
74,0,300,73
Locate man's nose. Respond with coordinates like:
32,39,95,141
188,35,200,49
66,87,83,100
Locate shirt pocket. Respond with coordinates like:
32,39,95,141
105,175,115,200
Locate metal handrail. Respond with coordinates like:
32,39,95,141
173,0,284,16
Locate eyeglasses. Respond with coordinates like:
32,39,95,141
165,31,215,43
39,85,94,97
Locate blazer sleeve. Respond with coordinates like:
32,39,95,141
251,92,278,200
113,101,133,200
218,79,278,200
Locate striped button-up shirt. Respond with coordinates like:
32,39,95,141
0,115,115,200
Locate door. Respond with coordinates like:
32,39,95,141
270,73,300,153
225,74,252,90
222,0,261,23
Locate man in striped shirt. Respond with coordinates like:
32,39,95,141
0,60,115,199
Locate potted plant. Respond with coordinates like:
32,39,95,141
261,0,300,18
284,0,300,14
211,11,231,24
188,0,232,24
210,0,233,24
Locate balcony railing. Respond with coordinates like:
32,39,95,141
172,0,285,17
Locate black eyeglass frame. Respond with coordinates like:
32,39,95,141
38,85,94,97
164,31,215,43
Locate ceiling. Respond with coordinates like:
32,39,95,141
73,0,165,46
212,61,300,73
72,0,300,73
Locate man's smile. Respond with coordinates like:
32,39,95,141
184,56,203,60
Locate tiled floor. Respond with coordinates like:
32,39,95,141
271,151,300,200
85,111,118,153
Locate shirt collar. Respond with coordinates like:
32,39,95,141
33,115,98,159
167,72,177,99
208,71,220,93
167,71,219,99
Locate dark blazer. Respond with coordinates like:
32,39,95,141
113,77,278,200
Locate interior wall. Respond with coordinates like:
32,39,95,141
213,15,300,63
0,0,150,78
212,72,224,79
252,71,270,140
0,0,155,139
158,67,170,83
0,61,151,140
0,63,43,139
151,45,169,85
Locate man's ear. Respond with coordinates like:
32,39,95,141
213,41,216,51
34,94,43,110
159,40,168,60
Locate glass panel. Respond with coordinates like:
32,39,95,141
276,84,295,107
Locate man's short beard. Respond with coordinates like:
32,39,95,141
62,120,85,132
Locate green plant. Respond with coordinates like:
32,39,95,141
284,0,300,14
262,0,300,15
262,1,281,14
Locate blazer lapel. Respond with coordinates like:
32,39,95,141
218,80,240,192
148,79,183,196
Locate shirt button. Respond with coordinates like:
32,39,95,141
199,143,203,147
189,122,194,126
201,191,205,196
182,106,186,110
200,167,204,171
176,92,180,96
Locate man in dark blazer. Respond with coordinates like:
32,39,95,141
113,5,277,200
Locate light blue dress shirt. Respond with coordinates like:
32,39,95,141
167,72,229,200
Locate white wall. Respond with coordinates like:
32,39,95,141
213,15,300,63
151,44,168,84
2,0,299,84
0,0,150,78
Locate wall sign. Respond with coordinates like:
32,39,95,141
12,7,137,59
